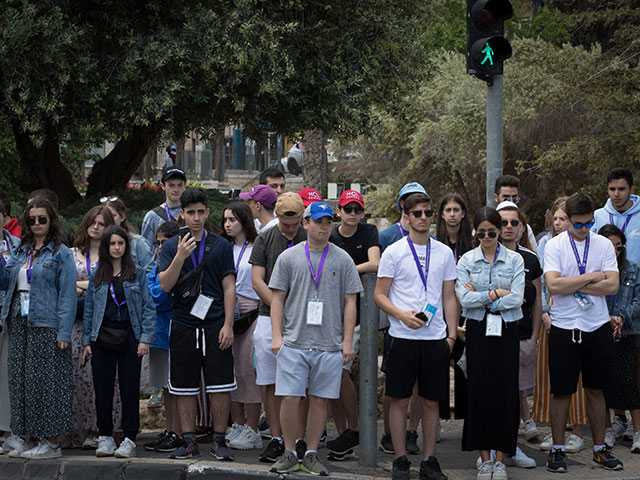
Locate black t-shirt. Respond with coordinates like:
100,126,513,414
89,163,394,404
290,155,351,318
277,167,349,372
158,232,235,328
103,275,131,329
249,225,307,316
329,223,379,266
516,245,543,340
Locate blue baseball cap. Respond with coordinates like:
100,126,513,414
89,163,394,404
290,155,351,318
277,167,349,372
303,201,334,220
397,182,428,212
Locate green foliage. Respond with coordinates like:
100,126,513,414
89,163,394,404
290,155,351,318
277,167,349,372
510,3,571,46
0,121,23,202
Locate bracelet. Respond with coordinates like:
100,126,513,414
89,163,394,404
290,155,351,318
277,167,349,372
494,290,500,298
446,337,456,342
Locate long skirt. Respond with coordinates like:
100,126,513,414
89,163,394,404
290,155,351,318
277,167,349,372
604,334,640,410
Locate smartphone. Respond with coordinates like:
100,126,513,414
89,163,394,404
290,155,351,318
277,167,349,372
414,312,428,323
179,226,191,239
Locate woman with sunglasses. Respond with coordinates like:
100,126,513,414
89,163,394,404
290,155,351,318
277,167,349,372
456,207,524,480
81,225,155,458
599,224,640,453
0,198,77,459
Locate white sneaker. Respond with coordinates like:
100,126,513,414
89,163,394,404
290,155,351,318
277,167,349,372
523,419,540,442
632,431,640,454
21,440,62,459
623,420,634,441
493,461,508,480
114,437,136,458
539,433,552,451
476,450,496,468
96,436,117,457
565,434,584,453
477,460,493,480
611,416,627,438
225,423,244,443
505,446,536,468
604,427,616,449
82,431,99,449
228,425,262,449
2,435,25,454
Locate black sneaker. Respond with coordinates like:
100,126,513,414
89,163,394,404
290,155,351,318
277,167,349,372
259,437,284,463
144,431,169,451
327,429,359,455
319,430,327,449
420,456,447,480
155,432,185,453
327,448,355,461
406,429,420,455
295,439,307,461
546,448,567,473
169,441,201,459
392,455,411,480
195,427,212,443
380,432,394,454
593,447,624,470
210,440,234,461
258,415,271,439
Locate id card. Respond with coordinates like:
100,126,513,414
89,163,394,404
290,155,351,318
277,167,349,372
20,292,30,317
306,299,324,326
420,299,438,328
486,313,503,337
190,294,213,320
572,292,594,310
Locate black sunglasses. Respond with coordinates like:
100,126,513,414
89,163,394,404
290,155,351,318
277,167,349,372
501,195,520,204
27,216,48,226
342,205,364,214
477,231,498,239
501,219,520,227
616,244,625,252
409,209,434,218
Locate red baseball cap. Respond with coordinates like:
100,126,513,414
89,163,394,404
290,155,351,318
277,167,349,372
338,190,364,208
298,188,323,207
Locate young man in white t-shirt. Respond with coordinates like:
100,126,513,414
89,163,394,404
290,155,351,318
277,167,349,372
544,192,623,473
375,192,458,480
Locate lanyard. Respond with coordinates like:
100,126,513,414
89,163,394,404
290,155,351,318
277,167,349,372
305,242,329,292
610,294,617,309
86,250,98,276
396,222,405,238
109,281,127,320
287,240,294,248
190,231,207,268
609,213,633,233
26,247,35,284
407,236,431,292
164,202,173,221
568,232,590,275
234,241,248,273
1,232,9,266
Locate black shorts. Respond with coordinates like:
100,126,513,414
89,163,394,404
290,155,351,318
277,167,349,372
384,336,450,400
548,322,613,395
168,322,236,395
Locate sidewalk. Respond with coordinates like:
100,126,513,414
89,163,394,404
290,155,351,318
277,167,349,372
1,420,639,479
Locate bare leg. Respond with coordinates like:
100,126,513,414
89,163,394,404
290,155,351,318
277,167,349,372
550,394,571,445
479,450,491,462
520,392,530,421
177,395,198,433
307,396,329,450
297,395,309,440
210,392,231,434
264,384,282,437
389,397,409,458
164,389,180,433
408,383,421,431
246,403,261,432
496,451,506,463
420,397,439,459
280,396,301,452
330,398,347,434
631,409,640,432
585,388,606,445
383,395,391,433
230,401,246,425
341,371,359,431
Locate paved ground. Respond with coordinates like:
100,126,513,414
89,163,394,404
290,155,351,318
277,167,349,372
2,420,640,479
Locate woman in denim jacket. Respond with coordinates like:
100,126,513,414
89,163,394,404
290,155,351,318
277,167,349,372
0,198,77,459
81,225,156,459
599,224,640,452
456,207,524,480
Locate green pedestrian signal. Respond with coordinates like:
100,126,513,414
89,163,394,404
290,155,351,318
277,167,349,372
466,0,513,78
480,42,494,65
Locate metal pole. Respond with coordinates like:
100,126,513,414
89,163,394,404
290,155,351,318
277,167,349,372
359,273,379,467
485,74,503,207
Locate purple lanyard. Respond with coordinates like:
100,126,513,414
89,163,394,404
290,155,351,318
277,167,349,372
109,281,127,319
287,240,294,248
1,232,9,266
609,213,633,233
164,202,173,221
190,231,207,268
304,242,329,292
407,236,431,292
26,248,35,284
453,245,458,265
234,241,248,273
85,250,97,276
568,232,590,275
396,222,405,238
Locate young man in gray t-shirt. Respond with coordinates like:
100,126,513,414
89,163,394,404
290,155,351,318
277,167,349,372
268,202,362,476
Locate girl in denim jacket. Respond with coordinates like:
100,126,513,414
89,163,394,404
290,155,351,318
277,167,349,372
81,225,156,459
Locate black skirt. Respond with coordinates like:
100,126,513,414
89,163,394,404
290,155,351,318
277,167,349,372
604,334,640,410
462,316,519,455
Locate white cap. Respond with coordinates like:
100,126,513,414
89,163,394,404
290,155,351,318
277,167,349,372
496,201,518,211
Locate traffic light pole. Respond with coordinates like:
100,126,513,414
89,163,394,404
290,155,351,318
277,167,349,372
486,74,503,207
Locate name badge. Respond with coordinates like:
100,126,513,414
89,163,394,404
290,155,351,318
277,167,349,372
420,299,437,327
306,298,324,326
486,313,503,337
20,292,30,317
572,292,594,310
190,294,214,320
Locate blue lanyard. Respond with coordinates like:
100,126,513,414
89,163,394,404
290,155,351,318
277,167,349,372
568,232,590,275
396,222,405,238
164,203,173,221
190,231,207,268
609,213,633,233
234,241,248,274
407,236,431,292
26,248,35,284
305,242,330,292
1,232,9,266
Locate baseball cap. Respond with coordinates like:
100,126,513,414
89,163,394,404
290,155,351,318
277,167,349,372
496,201,519,211
161,166,186,183
304,201,334,220
275,192,305,217
239,185,277,209
298,188,323,207
338,190,364,208
397,182,428,212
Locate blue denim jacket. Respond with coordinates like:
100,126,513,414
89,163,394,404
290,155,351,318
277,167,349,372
456,244,525,322
0,229,19,315
82,267,156,345
0,241,77,341
606,261,640,335
130,234,155,274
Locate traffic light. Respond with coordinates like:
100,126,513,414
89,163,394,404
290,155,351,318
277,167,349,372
466,0,513,77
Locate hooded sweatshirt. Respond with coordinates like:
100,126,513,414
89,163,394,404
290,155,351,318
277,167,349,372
593,194,640,265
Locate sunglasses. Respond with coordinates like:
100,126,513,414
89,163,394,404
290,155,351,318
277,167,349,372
616,244,625,252
342,205,364,214
570,219,594,230
501,219,520,227
408,209,434,218
501,195,520,204
27,216,48,226
477,231,498,239
100,196,118,203
155,239,168,247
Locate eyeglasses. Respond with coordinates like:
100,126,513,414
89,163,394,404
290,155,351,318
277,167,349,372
501,195,520,204
408,209,434,218
100,196,118,203
477,230,498,239
570,219,594,229
280,210,301,217
342,205,364,214
501,219,520,227
27,216,48,226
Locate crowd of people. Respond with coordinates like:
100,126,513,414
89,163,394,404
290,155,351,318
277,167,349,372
0,165,638,480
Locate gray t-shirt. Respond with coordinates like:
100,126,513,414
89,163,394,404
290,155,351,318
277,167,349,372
141,204,182,249
269,242,363,351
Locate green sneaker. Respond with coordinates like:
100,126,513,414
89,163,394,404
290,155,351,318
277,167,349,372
270,450,300,474
301,451,329,476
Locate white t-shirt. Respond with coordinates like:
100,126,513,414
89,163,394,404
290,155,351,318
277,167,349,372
544,231,618,332
378,236,457,340
233,243,260,300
